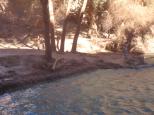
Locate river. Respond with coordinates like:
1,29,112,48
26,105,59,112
0,68,154,115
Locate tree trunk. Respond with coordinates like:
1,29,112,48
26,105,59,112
71,0,88,52
59,17,68,52
59,0,72,52
123,28,134,60
71,15,83,52
48,0,56,51
40,0,52,61
87,0,98,38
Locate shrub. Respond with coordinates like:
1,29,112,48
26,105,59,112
106,0,154,53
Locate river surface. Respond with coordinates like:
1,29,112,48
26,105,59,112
0,68,154,115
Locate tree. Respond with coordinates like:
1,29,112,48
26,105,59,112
59,0,72,52
71,0,89,52
40,0,52,60
48,0,56,51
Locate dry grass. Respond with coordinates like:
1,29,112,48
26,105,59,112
105,0,154,52
110,0,154,27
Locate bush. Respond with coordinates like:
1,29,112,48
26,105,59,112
105,0,154,53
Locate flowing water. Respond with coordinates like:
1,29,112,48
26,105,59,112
0,68,154,115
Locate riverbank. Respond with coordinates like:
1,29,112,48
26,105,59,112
0,49,127,94
0,42,154,94
0,49,154,94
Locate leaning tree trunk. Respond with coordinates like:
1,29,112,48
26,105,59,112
48,0,56,51
59,0,72,52
71,0,88,52
40,0,52,61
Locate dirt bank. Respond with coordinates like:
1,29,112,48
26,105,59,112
0,49,154,94
0,49,125,94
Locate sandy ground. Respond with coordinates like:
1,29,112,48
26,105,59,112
0,37,108,53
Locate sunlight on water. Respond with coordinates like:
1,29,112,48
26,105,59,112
0,68,154,115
